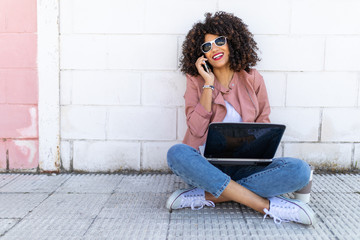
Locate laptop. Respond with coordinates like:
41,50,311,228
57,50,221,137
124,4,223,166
202,122,286,165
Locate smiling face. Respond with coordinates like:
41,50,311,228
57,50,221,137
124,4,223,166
203,34,231,70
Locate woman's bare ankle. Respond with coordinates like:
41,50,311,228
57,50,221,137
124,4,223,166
205,192,230,203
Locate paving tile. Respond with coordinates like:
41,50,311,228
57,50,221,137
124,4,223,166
86,192,170,239
0,174,70,193
336,174,360,192
2,217,93,240
0,174,19,188
168,206,248,240
97,192,169,219
56,174,123,193
311,174,353,193
0,219,19,236
168,201,325,240
0,193,48,218
311,192,360,238
27,193,109,219
0,173,359,239
84,217,169,240
115,173,187,193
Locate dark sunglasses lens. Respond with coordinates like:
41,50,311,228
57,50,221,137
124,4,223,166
202,43,212,53
215,37,226,46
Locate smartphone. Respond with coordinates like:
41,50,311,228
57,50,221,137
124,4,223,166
202,61,210,73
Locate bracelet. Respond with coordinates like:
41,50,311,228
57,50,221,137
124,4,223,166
203,85,214,90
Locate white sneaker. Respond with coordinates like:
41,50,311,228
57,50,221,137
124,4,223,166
264,196,316,225
166,188,215,211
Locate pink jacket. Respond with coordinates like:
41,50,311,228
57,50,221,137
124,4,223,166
182,69,271,150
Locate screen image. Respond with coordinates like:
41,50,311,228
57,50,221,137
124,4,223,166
204,123,285,159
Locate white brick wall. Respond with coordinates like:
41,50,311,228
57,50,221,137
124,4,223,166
73,141,140,171
325,37,360,71
256,36,325,71
144,0,217,34
142,72,186,106
60,141,71,171
262,72,286,107
286,72,358,107
177,107,187,141
219,0,291,34
291,0,360,35
61,71,141,105
107,107,177,140
355,144,360,169
322,109,360,142
60,35,179,70
270,108,320,142
61,106,107,139
142,141,180,170
284,143,353,169
59,0,360,171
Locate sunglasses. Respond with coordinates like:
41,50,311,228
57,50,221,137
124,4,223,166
200,36,227,53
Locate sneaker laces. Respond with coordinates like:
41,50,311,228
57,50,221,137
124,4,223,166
263,208,289,224
185,198,215,210
180,190,215,210
263,198,300,225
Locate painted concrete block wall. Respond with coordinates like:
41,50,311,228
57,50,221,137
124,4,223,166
59,0,360,172
0,0,38,171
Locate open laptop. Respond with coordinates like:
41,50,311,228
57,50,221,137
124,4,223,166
202,122,286,165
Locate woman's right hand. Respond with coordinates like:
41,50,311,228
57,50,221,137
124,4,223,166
195,56,215,85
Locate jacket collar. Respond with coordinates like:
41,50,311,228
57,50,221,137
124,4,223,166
213,72,237,94
213,73,238,107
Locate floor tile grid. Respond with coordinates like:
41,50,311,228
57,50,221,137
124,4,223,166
0,174,20,188
76,174,128,238
335,173,360,192
55,174,125,194
166,173,360,240
0,174,73,238
2,174,126,239
84,175,175,240
0,174,74,238
0,174,71,193
1,173,359,240
314,174,360,238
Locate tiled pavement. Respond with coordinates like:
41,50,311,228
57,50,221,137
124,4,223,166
0,173,359,239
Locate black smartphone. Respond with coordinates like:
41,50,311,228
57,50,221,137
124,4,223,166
202,61,211,73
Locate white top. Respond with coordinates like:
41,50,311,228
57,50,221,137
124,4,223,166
222,101,243,123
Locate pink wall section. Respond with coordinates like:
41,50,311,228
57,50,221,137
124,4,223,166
0,0,38,171
0,0,37,33
0,69,38,104
0,34,37,68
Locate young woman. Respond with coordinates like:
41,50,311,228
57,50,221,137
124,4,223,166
166,12,315,225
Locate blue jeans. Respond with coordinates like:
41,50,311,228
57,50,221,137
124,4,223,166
167,144,310,198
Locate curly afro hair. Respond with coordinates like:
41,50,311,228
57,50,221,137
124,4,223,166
180,11,260,76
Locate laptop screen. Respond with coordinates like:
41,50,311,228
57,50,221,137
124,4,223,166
204,123,285,159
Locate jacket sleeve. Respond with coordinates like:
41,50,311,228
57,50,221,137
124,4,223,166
253,70,271,123
184,74,213,138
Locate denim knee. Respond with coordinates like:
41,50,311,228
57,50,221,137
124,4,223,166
167,144,194,171
167,144,178,168
283,157,311,190
167,143,231,197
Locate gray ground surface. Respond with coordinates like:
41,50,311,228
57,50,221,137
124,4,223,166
0,173,359,239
